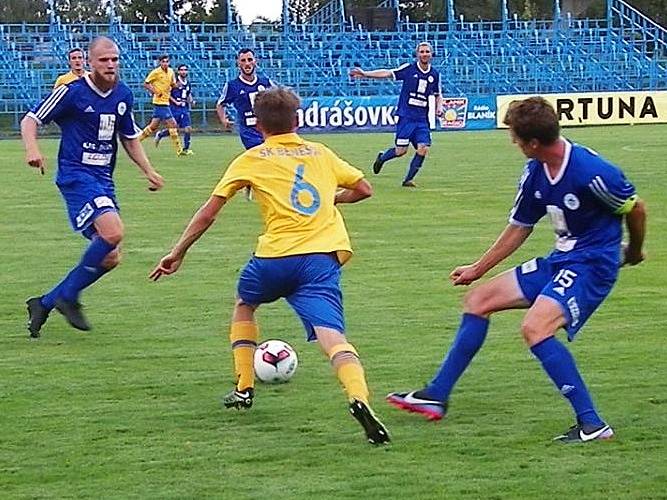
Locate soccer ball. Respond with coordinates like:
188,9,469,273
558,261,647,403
254,340,298,384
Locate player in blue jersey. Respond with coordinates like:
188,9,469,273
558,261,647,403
387,97,647,443
21,36,164,338
215,48,273,150
155,64,195,155
349,42,442,187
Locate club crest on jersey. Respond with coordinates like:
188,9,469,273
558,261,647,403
563,193,580,210
428,76,434,83
534,190,542,199
117,102,127,116
257,85,265,91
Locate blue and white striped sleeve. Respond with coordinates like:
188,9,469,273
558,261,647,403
26,84,71,125
588,169,637,215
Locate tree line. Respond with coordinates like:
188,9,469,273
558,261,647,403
0,0,664,27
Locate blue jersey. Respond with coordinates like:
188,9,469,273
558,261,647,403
27,75,141,186
216,75,272,133
391,62,441,121
510,140,637,268
170,76,192,110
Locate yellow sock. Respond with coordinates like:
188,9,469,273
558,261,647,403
230,321,259,391
168,128,183,153
329,343,369,405
138,126,153,141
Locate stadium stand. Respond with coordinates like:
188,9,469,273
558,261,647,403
0,0,665,128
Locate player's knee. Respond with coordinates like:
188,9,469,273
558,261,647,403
416,145,429,156
102,249,121,270
462,287,491,316
395,147,408,157
100,230,123,247
520,317,549,346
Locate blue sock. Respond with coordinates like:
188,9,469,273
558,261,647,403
41,237,116,308
379,147,397,163
404,153,425,183
530,336,604,426
184,132,191,149
426,313,490,401
157,129,169,139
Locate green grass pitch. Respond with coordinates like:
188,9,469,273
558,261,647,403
1,125,665,498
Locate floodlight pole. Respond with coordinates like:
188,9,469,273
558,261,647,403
446,0,454,30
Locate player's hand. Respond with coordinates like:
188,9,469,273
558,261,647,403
146,170,164,191
26,150,46,175
621,242,645,266
221,118,233,131
450,263,483,286
349,67,365,78
149,252,183,281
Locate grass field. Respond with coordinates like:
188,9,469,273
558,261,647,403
1,126,666,499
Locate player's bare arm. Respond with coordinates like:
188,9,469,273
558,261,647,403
450,224,533,286
143,82,157,97
216,104,232,129
120,136,164,190
334,179,373,204
435,94,444,117
20,114,46,174
349,68,393,79
150,195,227,280
623,198,647,266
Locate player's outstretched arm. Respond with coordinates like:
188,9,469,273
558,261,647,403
334,179,372,204
150,195,227,281
622,198,647,266
20,115,46,175
349,67,393,79
120,137,164,191
450,224,532,286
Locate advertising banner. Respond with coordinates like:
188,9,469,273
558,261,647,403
297,95,496,132
496,91,667,127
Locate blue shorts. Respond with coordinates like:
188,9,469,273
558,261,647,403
57,170,119,239
395,117,431,148
239,127,264,150
237,253,344,341
515,257,619,341
170,106,191,128
152,105,174,120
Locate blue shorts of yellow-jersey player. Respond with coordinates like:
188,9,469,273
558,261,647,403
515,256,619,341
152,104,174,120
239,126,264,150
394,117,431,148
170,106,191,128
237,253,345,341
57,171,119,239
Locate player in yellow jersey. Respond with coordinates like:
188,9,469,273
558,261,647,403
138,55,183,155
53,48,89,88
150,86,390,445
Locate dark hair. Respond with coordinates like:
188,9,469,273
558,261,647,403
159,54,169,62
503,96,560,145
254,86,300,135
177,64,188,71
237,48,255,57
68,47,84,57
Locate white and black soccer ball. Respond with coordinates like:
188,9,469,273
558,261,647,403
254,340,298,384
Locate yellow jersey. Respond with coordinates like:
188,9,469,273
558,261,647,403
144,67,175,105
53,70,89,88
212,133,365,264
